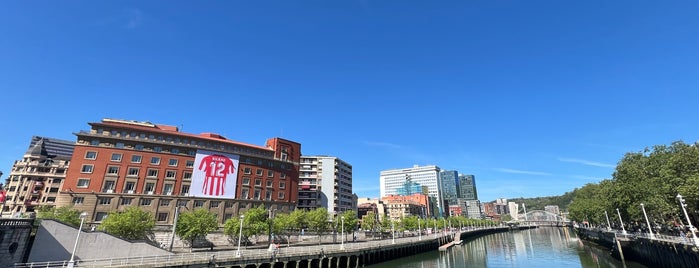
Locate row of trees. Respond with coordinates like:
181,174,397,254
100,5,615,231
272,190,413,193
37,204,498,250
568,141,699,230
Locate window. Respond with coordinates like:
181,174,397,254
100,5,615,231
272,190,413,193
154,200,169,208
278,192,285,199
177,200,189,207
91,140,99,146
81,164,94,173
140,198,153,206
165,170,176,179
163,183,174,195
279,182,286,189
150,157,161,165
186,160,194,168
135,144,144,150
49,187,59,193
157,213,168,222
95,212,109,221
266,181,273,188
144,183,155,193
121,198,133,206
224,214,233,221
244,167,251,174
240,188,249,199
254,189,261,200
46,197,56,203
256,169,263,176
124,182,136,193
98,197,112,205
242,177,250,185
154,146,162,153
172,148,180,154
77,179,90,188
194,200,205,208
210,201,220,208
168,159,178,166
147,169,158,178
103,181,115,192
183,172,192,180
127,167,139,176
131,155,142,163
225,201,234,208
181,185,190,195
267,170,274,177
53,178,62,184
280,173,286,179
72,197,84,205
85,151,97,160
265,190,272,200
107,166,120,175
115,142,125,149
255,179,262,186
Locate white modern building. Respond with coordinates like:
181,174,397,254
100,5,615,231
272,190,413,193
379,165,444,217
298,156,353,214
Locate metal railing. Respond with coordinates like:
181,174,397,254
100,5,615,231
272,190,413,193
16,229,474,268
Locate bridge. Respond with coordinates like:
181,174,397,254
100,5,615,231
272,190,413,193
517,210,571,227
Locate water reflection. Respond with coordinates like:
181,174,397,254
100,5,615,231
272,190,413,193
366,227,648,268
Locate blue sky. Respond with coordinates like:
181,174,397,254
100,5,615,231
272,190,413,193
2,1,699,202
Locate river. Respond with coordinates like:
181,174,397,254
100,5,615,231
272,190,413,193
366,227,648,268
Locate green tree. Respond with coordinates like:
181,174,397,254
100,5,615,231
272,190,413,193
306,208,330,245
243,205,270,243
36,205,82,226
340,210,359,240
99,206,155,240
175,208,218,251
223,215,246,245
402,216,418,231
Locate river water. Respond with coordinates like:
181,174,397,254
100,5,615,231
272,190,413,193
366,227,647,268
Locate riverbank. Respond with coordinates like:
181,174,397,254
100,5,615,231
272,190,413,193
576,227,699,267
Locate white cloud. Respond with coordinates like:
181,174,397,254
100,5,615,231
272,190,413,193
363,141,402,149
494,168,552,176
558,157,615,168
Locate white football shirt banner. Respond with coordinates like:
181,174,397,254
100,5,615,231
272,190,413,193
191,150,240,198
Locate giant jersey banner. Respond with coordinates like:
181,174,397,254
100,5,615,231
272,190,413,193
191,150,240,198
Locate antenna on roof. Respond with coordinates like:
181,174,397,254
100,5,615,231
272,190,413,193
179,124,184,132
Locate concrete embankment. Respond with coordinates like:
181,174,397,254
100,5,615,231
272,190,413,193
576,228,699,268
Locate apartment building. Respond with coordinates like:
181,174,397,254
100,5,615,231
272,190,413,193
55,118,301,226
297,156,353,213
2,136,75,217
379,165,443,217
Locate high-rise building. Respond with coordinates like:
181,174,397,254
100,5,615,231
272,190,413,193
439,170,459,215
56,118,301,226
3,136,75,217
298,156,353,213
458,174,478,200
379,165,443,217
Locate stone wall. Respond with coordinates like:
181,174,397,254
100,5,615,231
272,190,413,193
0,219,34,267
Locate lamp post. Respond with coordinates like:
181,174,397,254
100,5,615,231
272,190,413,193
340,216,345,250
236,215,244,257
418,217,422,241
169,206,180,252
640,203,655,239
268,209,277,247
616,208,627,235
391,219,395,244
676,194,699,246
67,212,88,268
604,211,611,231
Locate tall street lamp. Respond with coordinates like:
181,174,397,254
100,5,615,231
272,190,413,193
236,215,244,257
67,212,88,268
391,218,395,244
268,209,277,247
640,203,655,239
616,208,627,235
418,217,422,241
676,194,699,246
340,216,345,250
604,211,611,231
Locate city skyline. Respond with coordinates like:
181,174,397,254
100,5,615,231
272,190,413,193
3,2,699,202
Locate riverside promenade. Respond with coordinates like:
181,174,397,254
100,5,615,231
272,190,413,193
16,226,509,268
576,227,699,267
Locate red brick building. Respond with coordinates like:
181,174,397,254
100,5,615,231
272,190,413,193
56,119,301,226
